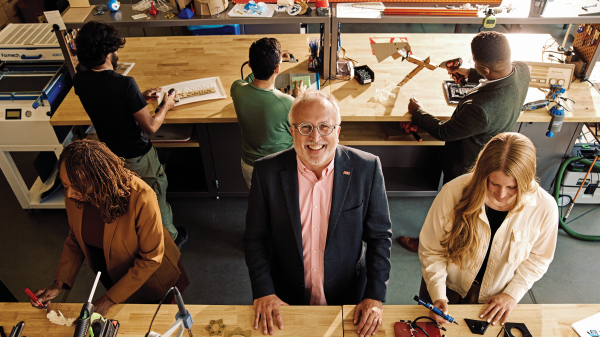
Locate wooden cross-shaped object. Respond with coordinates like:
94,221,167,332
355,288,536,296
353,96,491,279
370,41,438,87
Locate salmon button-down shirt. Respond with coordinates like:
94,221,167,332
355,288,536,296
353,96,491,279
297,155,335,305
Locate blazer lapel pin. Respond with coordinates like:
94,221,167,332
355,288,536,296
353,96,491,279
343,171,350,175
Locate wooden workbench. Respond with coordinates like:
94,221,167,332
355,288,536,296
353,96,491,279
47,33,593,196
330,33,600,123
343,304,600,337
1,303,598,337
51,34,600,126
50,34,324,126
0,303,344,337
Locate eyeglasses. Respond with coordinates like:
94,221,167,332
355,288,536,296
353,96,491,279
292,122,339,136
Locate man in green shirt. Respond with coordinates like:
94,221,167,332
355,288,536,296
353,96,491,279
231,38,304,188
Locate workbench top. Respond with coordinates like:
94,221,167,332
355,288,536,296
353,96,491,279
51,34,323,126
343,304,600,337
1,303,599,337
330,33,600,123
0,303,344,337
51,34,600,126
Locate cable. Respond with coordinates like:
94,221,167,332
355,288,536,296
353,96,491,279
240,61,249,80
413,325,430,337
554,156,600,240
145,286,175,337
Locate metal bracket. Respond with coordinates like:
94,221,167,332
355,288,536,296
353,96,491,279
503,323,532,337
464,319,489,335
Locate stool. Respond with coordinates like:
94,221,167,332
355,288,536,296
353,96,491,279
187,24,241,36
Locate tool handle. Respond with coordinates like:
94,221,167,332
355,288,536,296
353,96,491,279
411,132,422,142
155,88,176,113
413,295,457,324
73,302,94,337
451,72,467,86
24,288,43,307
8,322,24,337
73,318,90,337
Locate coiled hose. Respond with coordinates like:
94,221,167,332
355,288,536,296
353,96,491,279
553,156,600,240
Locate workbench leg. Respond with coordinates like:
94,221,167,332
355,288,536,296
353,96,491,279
454,24,463,33
323,19,331,81
0,151,31,209
330,21,339,81
517,122,582,191
509,24,522,33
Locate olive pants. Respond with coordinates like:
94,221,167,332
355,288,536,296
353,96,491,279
124,147,177,240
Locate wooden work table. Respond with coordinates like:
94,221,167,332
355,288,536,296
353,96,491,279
343,304,600,337
1,303,598,337
50,34,324,126
0,303,344,337
47,33,593,196
51,34,600,127
330,33,600,123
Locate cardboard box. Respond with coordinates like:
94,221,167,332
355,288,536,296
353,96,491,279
194,0,226,15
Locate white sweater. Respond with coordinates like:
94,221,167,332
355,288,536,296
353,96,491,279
419,173,559,303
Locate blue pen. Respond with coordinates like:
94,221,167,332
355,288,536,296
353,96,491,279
413,295,459,325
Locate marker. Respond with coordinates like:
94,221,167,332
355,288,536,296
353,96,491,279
413,295,458,325
24,288,48,311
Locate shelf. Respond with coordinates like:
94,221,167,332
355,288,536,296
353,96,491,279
339,122,444,146
64,2,330,29
28,176,65,209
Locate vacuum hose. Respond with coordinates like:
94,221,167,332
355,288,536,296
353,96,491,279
553,156,600,240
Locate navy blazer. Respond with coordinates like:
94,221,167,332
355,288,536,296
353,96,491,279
244,145,392,305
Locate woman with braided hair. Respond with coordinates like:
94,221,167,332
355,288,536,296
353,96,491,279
29,139,188,315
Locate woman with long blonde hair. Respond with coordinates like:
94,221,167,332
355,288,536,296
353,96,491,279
419,132,558,326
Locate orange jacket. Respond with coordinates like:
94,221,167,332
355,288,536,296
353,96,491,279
55,176,181,304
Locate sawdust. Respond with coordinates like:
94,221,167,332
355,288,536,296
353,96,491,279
47,309,76,326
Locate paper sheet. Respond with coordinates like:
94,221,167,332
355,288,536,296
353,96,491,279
336,3,382,18
44,11,66,30
572,312,600,337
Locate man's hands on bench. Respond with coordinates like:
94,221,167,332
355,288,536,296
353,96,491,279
253,294,289,335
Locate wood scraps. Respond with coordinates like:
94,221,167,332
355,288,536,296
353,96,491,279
369,40,437,87
157,77,227,107
205,320,252,337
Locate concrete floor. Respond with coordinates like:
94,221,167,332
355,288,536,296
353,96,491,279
1,149,599,306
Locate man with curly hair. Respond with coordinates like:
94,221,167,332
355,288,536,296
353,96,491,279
399,31,531,253
72,21,187,249
29,140,189,315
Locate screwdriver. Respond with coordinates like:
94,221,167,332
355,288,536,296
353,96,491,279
24,288,49,312
414,295,459,325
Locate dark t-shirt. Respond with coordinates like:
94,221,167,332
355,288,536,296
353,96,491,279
475,206,509,284
73,69,152,159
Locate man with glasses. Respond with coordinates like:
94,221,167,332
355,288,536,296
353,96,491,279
231,37,304,189
244,90,392,337
398,31,530,253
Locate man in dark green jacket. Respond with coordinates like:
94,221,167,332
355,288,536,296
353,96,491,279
398,31,531,252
